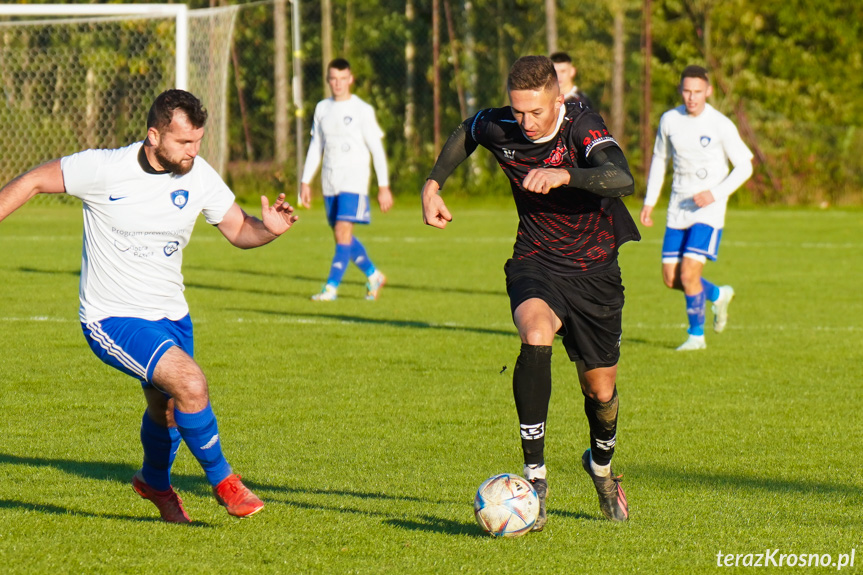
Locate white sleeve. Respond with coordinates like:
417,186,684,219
196,158,236,225
710,119,754,201
61,148,113,200
361,105,389,188
301,105,324,184
643,119,670,207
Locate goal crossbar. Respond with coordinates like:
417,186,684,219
0,4,188,89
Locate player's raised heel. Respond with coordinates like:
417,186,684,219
676,334,706,351
581,449,628,521
132,470,191,523
311,284,338,301
365,270,386,301
213,473,264,518
712,285,735,333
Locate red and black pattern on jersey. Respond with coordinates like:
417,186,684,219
468,103,640,275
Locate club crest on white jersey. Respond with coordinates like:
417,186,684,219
171,189,189,209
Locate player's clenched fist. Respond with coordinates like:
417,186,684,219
522,168,570,194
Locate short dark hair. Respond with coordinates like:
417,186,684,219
549,52,572,64
681,65,710,84
147,89,208,131
507,55,558,93
328,58,351,71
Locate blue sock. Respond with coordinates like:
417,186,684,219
140,411,181,491
350,237,376,276
685,291,706,336
701,278,720,302
326,243,351,287
173,403,232,487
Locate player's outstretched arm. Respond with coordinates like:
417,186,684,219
0,159,66,223
421,179,452,229
217,193,299,249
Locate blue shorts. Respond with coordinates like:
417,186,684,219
662,224,723,263
325,192,370,227
81,314,193,387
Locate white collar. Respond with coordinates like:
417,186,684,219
524,104,566,144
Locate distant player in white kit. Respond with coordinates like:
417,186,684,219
0,89,299,522
301,58,393,301
641,65,754,351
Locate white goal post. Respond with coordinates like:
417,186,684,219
0,3,238,181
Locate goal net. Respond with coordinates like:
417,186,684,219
0,4,238,187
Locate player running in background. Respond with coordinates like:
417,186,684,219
0,89,299,523
550,52,594,109
301,58,393,301
640,65,754,351
422,55,638,528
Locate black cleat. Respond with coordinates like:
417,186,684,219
581,449,628,521
528,478,548,531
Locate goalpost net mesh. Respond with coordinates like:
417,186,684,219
0,5,238,197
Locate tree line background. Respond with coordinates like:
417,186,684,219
10,0,863,206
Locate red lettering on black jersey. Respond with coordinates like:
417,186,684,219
467,105,640,273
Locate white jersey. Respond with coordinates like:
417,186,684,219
301,94,389,197
644,103,753,229
61,142,235,323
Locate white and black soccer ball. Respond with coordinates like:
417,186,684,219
473,473,539,537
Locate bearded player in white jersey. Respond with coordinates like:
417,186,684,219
301,58,393,302
0,90,299,523
640,66,754,351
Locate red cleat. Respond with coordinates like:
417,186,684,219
213,474,265,518
132,471,191,524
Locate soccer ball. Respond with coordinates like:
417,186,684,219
473,473,539,537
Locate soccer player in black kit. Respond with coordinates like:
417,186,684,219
422,55,638,529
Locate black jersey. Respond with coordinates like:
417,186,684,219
467,103,640,275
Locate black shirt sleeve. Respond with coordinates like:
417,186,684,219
426,119,479,188
562,146,635,198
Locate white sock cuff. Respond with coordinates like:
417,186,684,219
590,454,611,477
523,463,547,481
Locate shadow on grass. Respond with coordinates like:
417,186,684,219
0,453,218,526
184,266,505,298
384,515,484,537
630,462,861,500
254,493,485,538
0,498,156,522
0,498,214,526
549,509,597,522
241,308,516,338
17,266,80,277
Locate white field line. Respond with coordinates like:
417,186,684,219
1,315,861,333
4,234,863,250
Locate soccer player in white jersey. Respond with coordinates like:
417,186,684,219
641,65,754,351
301,58,393,301
550,52,594,110
0,90,299,523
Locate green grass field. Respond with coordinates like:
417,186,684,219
1,199,861,573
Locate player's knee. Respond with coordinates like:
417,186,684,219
679,270,701,290
171,381,210,412
521,328,554,346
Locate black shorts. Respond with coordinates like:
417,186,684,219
504,258,625,370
